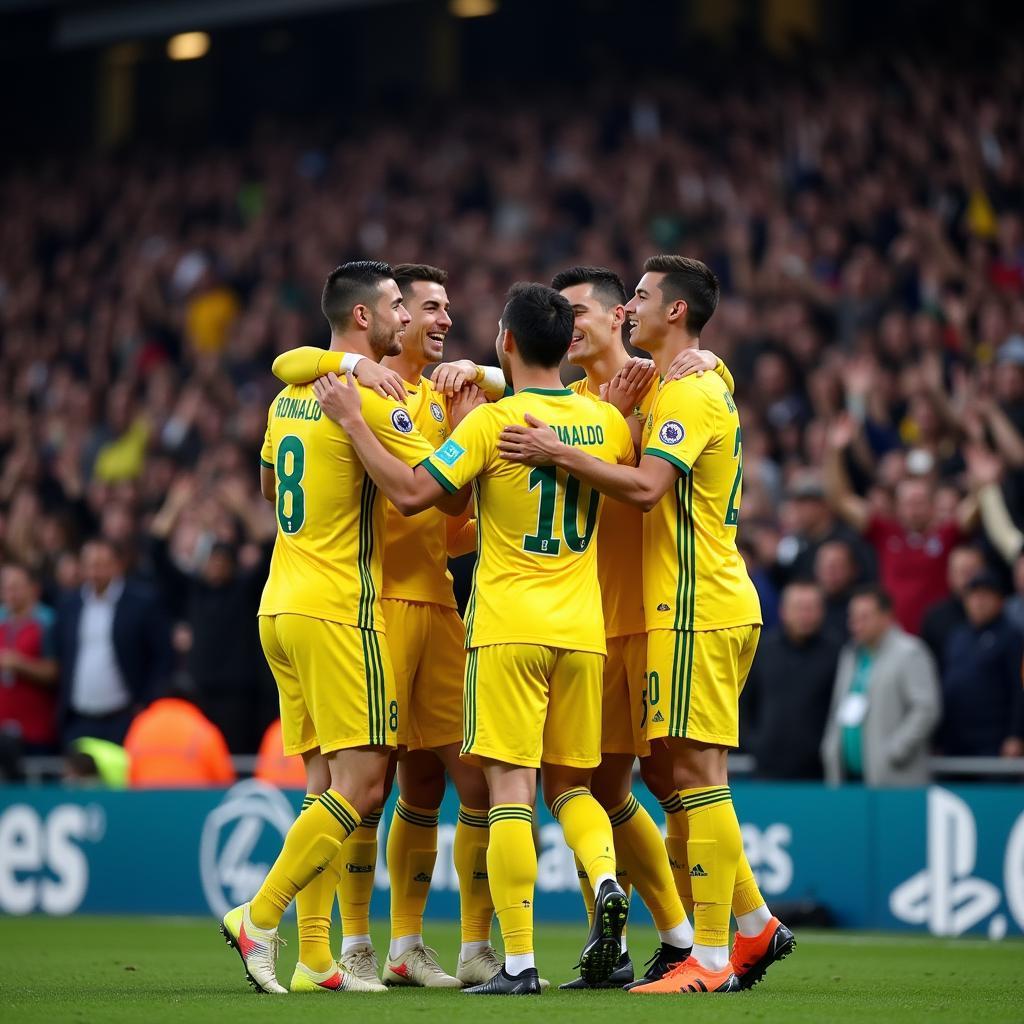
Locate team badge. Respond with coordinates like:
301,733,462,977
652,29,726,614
430,402,445,422
391,408,414,433
436,439,465,466
659,420,685,445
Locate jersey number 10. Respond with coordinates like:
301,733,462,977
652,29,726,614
522,466,600,556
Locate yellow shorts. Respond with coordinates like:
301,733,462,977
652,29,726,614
602,634,650,757
462,643,604,769
645,626,760,748
259,613,398,756
382,599,465,751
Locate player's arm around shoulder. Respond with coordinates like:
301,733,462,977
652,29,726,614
273,346,407,401
314,371,467,517
498,405,676,512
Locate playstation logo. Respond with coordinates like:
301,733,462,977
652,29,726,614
890,788,1004,938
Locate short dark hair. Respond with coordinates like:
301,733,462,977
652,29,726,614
643,255,720,335
82,536,126,563
502,282,574,368
550,266,626,309
850,584,892,613
321,261,395,332
393,263,448,292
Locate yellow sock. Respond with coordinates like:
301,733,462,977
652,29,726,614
294,795,343,972
680,786,742,948
387,800,439,939
551,787,616,889
733,851,766,917
487,804,537,956
251,789,359,930
574,856,595,927
455,806,493,943
609,793,684,932
660,791,694,917
335,807,381,939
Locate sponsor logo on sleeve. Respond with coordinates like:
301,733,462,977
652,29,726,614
391,408,414,434
658,420,685,445
435,439,465,467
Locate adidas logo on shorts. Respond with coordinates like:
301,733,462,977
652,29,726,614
657,602,671,612
413,872,432,883
690,864,708,878
652,710,665,723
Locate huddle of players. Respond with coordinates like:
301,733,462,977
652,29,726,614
219,255,795,996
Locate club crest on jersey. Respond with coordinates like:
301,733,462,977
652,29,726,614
436,439,465,466
391,408,414,434
430,402,445,422
659,420,685,445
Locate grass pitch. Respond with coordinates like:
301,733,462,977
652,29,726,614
1,916,1022,1023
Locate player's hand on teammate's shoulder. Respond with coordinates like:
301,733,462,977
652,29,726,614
431,359,478,397
313,371,363,428
352,359,407,402
665,348,718,381
449,383,486,428
499,413,562,465
602,357,657,416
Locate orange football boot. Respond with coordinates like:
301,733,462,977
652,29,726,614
730,917,796,989
628,956,740,994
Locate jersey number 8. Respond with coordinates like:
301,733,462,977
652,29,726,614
277,435,306,534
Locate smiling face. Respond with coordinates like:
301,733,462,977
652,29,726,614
367,279,411,359
624,271,675,353
560,283,624,366
400,280,452,365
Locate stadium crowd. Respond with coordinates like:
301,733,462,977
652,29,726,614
1,48,1023,781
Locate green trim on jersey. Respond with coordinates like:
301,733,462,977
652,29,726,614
670,474,697,736
462,648,479,757
259,457,274,470
645,448,691,476
422,458,458,494
356,476,378,630
518,387,573,396
361,628,386,746
464,480,482,645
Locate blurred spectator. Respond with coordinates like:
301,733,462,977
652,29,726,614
938,572,1024,759
919,545,988,670
54,538,172,747
822,587,941,787
149,475,276,752
825,417,973,635
742,582,841,780
123,688,236,788
0,563,58,752
776,471,873,585
62,737,129,788
1004,553,1024,635
739,537,779,630
254,719,306,790
814,539,861,641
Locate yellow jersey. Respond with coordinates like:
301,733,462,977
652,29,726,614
568,377,657,638
642,374,761,632
258,383,435,630
423,388,635,655
270,346,473,609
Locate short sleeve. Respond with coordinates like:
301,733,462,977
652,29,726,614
260,405,273,469
273,346,339,385
362,392,437,467
644,383,716,475
423,406,493,493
